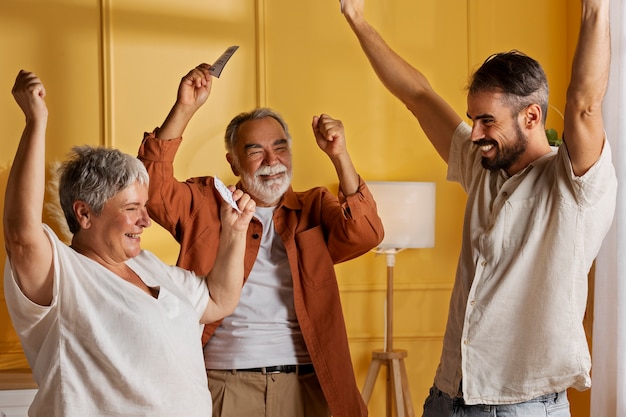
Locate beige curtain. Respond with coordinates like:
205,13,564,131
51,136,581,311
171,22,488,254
591,1,626,415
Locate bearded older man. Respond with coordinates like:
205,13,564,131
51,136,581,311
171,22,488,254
138,63,384,417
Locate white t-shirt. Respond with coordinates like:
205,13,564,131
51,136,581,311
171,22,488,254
204,206,310,369
4,224,212,417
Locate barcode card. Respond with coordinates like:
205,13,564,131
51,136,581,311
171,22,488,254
210,46,239,78
214,176,242,213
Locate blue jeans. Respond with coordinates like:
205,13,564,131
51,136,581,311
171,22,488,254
422,385,570,417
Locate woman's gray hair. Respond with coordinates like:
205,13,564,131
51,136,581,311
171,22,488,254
58,146,149,234
224,107,292,153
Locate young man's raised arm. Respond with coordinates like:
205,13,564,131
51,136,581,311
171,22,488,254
339,0,462,162
563,0,611,176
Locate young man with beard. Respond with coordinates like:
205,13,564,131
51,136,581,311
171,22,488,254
137,64,384,417
337,0,616,415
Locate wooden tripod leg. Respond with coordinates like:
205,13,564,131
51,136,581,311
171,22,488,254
390,358,406,417
399,359,415,417
361,358,383,404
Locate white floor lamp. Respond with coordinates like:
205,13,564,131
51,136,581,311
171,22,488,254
363,181,436,417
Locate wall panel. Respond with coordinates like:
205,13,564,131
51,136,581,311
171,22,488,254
0,1,591,416
104,0,260,261
0,0,101,371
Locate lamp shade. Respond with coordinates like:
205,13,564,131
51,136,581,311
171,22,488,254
367,181,436,249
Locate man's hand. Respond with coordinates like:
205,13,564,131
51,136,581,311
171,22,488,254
312,114,359,195
156,63,214,141
312,114,348,158
176,63,213,112
340,0,364,22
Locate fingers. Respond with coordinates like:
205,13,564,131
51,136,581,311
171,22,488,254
220,188,255,230
181,63,213,88
231,188,257,215
219,187,255,223
340,0,364,22
176,63,214,108
12,70,48,118
314,113,344,142
12,70,46,100
311,115,322,138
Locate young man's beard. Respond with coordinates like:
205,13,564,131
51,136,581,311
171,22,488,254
480,122,528,172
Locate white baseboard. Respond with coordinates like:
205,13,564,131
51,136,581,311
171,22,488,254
0,389,37,417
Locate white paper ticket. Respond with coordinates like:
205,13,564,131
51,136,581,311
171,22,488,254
210,46,239,78
214,176,242,213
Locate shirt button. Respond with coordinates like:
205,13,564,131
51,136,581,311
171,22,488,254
470,300,476,306
481,261,487,267
464,339,470,345
252,233,260,239
502,191,508,197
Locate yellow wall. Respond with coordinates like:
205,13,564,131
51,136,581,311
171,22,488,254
0,0,589,415
0,0,102,369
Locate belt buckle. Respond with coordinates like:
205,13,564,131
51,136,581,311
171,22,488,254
261,366,281,375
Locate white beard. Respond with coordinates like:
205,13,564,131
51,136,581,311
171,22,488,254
241,163,292,206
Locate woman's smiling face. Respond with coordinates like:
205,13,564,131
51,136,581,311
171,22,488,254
84,181,152,264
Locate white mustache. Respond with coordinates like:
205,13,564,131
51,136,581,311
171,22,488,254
255,164,287,177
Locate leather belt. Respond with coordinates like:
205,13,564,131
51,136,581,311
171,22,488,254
234,364,315,375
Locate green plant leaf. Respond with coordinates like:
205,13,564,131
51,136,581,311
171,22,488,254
545,128,562,146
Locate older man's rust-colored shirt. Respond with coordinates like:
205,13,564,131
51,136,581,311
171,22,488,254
138,131,384,417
